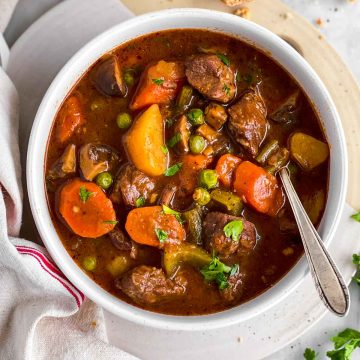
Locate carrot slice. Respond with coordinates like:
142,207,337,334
56,96,85,144
215,154,242,188
125,206,186,247
130,60,185,110
58,178,116,238
233,161,280,214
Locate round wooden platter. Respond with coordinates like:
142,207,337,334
122,0,360,209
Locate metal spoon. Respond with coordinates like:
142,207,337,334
279,167,349,316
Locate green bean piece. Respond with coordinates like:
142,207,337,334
176,85,193,111
189,135,206,154
116,112,132,129
183,206,203,246
90,98,107,112
255,140,279,165
96,172,113,190
82,256,97,271
187,108,205,126
199,169,218,190
124,70,135,86
210,189,243,216
193,187,211,206
266,148,290,174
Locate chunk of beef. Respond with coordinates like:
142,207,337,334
116,265,187,304
185,54,235,103
221,269,245,302
110,163,157,206
228,91,268,157
109,227,132,251
203,212,256,258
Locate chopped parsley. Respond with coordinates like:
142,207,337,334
200,255,239,290
223,84,230,96
223,220,244,242
326,328,360,359
103,220,118,225
152,78,164,85
303,348,317,360
167,132,182,148
216,52,230,66
164,162,183,177
79,186,94,203
165,118,175,128
351,212,360,222
353,254,360,286
162,204,184,224
161,145,169,154
155,228,168,243
135,196,145,208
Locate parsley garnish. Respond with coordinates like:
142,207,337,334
152,78,164,85
351,212,360,222
303,348,317,360
223,220,244,242
155,228,168,243
161,145,169,154
135,196,145,208
216,53,230,66
223,84,230,96
164,162,183,177
165,118,174,128
79,186,94,203
200,256,239,290
326,328,360,359
103,220,118,225
353,254,360,286
167,132,182,148
162,204,184,224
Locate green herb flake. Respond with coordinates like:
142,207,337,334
326,328,360,360
155,228,168,243
161,145,169,154
79,186,94,203
353,254,360,286
135,196,145,208
165,118,175,128
216,53,230,66
152,78,164,85
351,212,360,222
164,162,183,177
303,348,317,360
167,132,182,148
162,204,184,224
103,220,118,225
223,84,231,96
223,220,244,242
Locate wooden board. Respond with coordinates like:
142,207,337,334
122,0,360,209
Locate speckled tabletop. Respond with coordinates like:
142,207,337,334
4,0,360,359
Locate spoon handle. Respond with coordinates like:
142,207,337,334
279,168,349,316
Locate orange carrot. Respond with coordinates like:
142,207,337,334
233,161,279,214
56,96,85,144
215,154,242,188
125,206,186,247
58,178,116,238
130,60,185,110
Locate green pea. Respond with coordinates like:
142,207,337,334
193,187,211,206
187,108,204,126
199,169,218,190
96,172,113,190
116,112,132,129
189,135,206,154
124,71,135,86
90,98,107,112
82,256,97,271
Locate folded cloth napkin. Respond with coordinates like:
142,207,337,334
0,3,137,360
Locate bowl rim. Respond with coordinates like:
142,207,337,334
27,8,348,331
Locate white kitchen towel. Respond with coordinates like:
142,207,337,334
0,0,137,359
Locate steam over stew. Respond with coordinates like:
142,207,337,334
46,29,329,315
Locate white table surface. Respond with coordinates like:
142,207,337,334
4,0,360,359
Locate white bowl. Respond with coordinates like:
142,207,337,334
27,8,348,330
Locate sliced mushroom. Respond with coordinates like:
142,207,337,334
269,90,301,124
158,184,178,207
47,144,76,180
91,56,126,97
172,115,191,154
79,143,120,181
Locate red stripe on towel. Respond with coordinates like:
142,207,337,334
16,246,84,307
